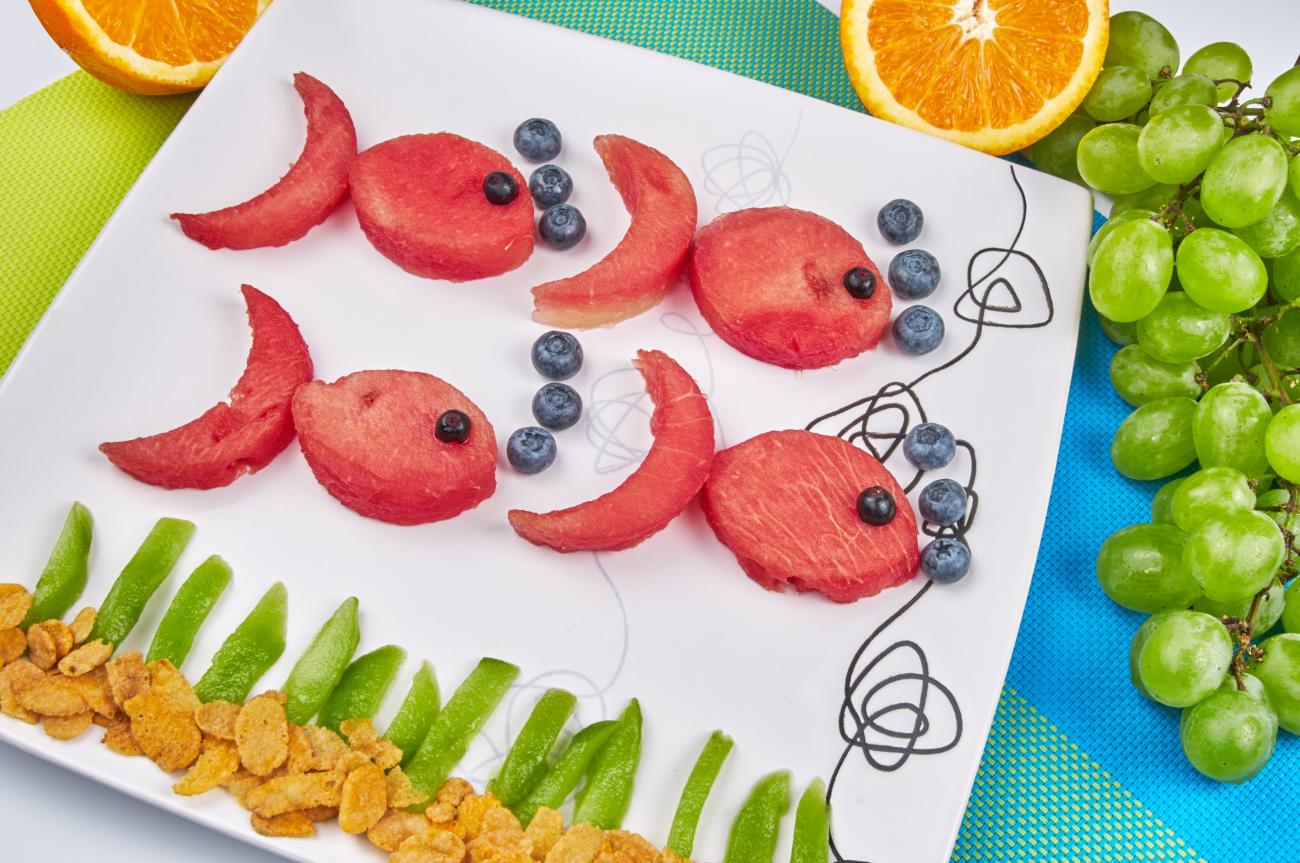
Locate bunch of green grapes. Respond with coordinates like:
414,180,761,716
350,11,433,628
1031,11,1300,784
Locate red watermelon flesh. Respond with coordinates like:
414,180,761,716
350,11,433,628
688,207,891,369
292,370,497,525
172,73,357,250
508,349,714,552
349,133,534,281
531,134,697,328
100,285,313,489
700,430,919,602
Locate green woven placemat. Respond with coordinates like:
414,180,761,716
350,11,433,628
0,2,1202,860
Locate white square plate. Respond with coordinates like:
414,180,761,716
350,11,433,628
0,1,1092,861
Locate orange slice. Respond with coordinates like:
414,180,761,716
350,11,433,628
840,0,1109,155
28,0,271,95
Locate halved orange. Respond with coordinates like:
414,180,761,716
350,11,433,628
841,0,1109,155
28,0,272,95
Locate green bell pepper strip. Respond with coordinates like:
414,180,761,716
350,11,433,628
488,688,577,807
282,597,361,725
193,582,288,703
23,502,93,628
316,644,406,732
573,699,642,829
512,720,618,826
89,517,195,648
145,555,233,667
789,779,830,863
723,770,792,863
384,660,440,766
666,730,735,858
405,657,519,804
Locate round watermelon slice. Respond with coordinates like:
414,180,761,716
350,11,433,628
508,349,714,552
292,370,497,525
700,430,919,602
99,285,313,490
531,134,697,328
349,133,534,281
172,73,357,250
688,207,892,369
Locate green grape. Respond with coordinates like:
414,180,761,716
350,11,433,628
1136,292,1229,362
1170,466,1253,531
1261,308,1300,367
1099,313,1139,345
1083,66,1153,122
1194,583,1286,633
1234,189,1300,259
1089,218,1173,321
1183,510,1285,603
1151,477,1184,524
1096,523,1199,613
1150,72,1219,113
1273,245,1300,301
1111,184,1178,216
1253,634,1300,733
1199,339,1252,387
1105,11,1179,79
1282,581,1300,634
1290,154,1300,203
1089,210,1153,266
1179,677,1277,783
1109,344,1201,406
1249,362,1300,406
1265,404,1300,483
1200,135,1289,228
1130,610,1232,707
1110,397,1198,480
1193,382,1273,476
1137,105,1224,184
1077,124,1156,195
1183,42,1253,102
1264,66,1300,139
1175,228,1268,313
1028,114,1096,184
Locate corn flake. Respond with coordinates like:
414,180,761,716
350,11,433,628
0,659,40,724
394,829,468,863
144,659,199,712
0,627,25,666
58,639,112,677
601,832,659,863
26,622,60,671
544,824,604,863
454,793,504,840
102,718,142,756
224,769,264,810
438,778,474,808
236,692,289,777
339,761,388,834
174,737,241,796
66,666,117,718
386,766,425,809
294,723,349,772
0,585,32,629
69,607,96,645
368,809,435,853
124,689,202,772
246,770,346,818
14,672,87,717
523,808,563,861
340,717,379,748
250,811,316,838
106,652,149,708
302,805,339,822
195,700,240,740
44,710,94,740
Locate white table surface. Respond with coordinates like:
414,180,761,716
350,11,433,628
1,1,1295,860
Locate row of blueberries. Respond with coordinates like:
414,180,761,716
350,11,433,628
877,200,945,356
484,118,587,250
505,331,587,474
856,421,973,585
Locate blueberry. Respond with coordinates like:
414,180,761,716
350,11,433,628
514,118,562,162
531,330,583,380
918,478,967,526
877,198,924,245
903,422,956,470
532,383,582,431
529,164,573,208
843,266,877,300
434,409,472,444
856,486,896,526
892,305,944,355
507,427,557,474
888,250,941,299
921,538,971,584
483,171,519,206
539,204,587,250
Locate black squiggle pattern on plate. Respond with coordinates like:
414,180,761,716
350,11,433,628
810,165,1052,863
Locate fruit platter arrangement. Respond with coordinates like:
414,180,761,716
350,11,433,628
0,1,1099,862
